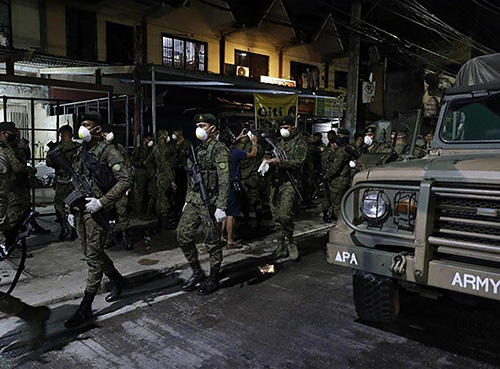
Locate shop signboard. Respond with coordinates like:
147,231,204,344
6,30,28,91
254,93,298,130
315,96,342,118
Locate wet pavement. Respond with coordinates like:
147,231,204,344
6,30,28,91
3,234,500,369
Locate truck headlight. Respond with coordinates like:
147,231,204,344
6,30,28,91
362,191,390,220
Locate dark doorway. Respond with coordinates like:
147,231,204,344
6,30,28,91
106,22,134,64
66,7,97,61
235,50,269,80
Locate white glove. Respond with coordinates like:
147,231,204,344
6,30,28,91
214,208,226,223
349,160,357,168
257,160,270,177
85,197,103,214
67,214,75,228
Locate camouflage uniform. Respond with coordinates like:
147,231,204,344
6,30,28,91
113,143,132,234
303,140,325,202
321,145,335,216
173,138,191,216
234,138,263,221
324,145,351,219
176,138,230,270
145,142,176,218
268,130,307,255
132,144,156,217
46,140,79,224
72,140,132,294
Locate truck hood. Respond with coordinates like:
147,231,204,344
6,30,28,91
357,151,500,185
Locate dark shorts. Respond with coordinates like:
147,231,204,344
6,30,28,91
227,188,240,217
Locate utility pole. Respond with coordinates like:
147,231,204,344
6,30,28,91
345,0,361,130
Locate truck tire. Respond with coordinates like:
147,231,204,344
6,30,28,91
352,271,400,323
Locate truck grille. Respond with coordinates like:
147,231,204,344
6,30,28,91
429,187,500,263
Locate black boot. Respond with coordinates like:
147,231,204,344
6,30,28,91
121,230,133,250
182,261,206,291
199,265,220,295
58,216,71,241
105,269,127,302
64,291,95,329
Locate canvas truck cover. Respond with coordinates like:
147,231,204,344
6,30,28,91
456,53,500,87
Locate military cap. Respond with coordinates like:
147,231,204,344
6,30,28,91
365,126,375,135
280,115,295,126
81,111,103,125
338,128,350,136
193,113,216,125
0,121,16,132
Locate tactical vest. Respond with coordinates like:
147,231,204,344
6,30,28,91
196,139,221,194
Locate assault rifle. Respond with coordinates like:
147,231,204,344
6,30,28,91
46,146,110,229
185,145,217,226
261,133,304,203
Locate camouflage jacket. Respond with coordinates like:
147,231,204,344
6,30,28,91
234,139,261,179
46,140,79,181
323,145,350,183
174,139,191,169
131,145,152,170
145,142,176,186
271,131,307,184
72,139,132,210
185,138,230,210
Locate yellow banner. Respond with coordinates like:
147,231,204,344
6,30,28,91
254,93,298,131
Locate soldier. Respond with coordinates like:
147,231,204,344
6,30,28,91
321,136,336,223
303,132,325,203
177,113,230,295
46,125,79,241
64,112,132,328
172,128,191,219
0,121,50,347
132,133,156,219
234,127,263,227
324,128,351,221
261,115,307,261
145,130,177,230
422,130,434,152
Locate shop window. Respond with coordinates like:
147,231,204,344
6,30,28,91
162,34,207,72
0,1,11,47
106,22,134,64
66,7,97,60
235,50,269,79
334,71,348,89
290,61,319,90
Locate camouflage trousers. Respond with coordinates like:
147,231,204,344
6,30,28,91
156,174,173,217
114,194,130,233
176,202,222,268
75,211,116,293
0,193,25,244
0,293,28,316
241,174,262,212
269,182,296,242
328,177,350,218
134,169,156,215
54,182,72,220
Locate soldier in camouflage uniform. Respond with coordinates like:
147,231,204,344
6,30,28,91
303,132,325,204
234,128,263,227
177,113,230,295
323,128,352,221
145,130,177,230
46,125,78,241
64,112,132,329
172,129,191,219
0,121,51,347
262,115,307,261
132,133,156,219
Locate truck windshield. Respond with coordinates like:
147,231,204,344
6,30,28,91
441,93,500,142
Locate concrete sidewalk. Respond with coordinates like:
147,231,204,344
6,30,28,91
0,205,334,314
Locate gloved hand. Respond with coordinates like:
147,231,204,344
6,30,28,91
214,208,226,223
85,197,103,214
349,160,357,169
257,160,270,177
67,214,75,228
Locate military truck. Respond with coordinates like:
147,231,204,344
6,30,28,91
327,53,500,323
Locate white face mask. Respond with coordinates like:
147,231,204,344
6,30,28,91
147,140,154,147
166,136,171,143
280,128,290,138
364,135,373,146
196,127,208,141
78,126,92,143
105,132,114,142
172,134,178,141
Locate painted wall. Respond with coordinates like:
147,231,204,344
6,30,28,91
11,0,40,50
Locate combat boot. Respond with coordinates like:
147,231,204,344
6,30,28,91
199,265,220,295
105,269,128,302
57,216,71,241
271,239,288,260
121,229,133,250
182,261,206,291
287,241,300,261
64,291,95,329
18,305,51,348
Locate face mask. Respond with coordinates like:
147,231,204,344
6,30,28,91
280,128,290,138
147,140,154,147
105,132,114,142
166,136,171,143
196,127,208,141
364,135,373,146
78,126,92,143
172,134,178,141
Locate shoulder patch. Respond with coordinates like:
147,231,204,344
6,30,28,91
218,162,227,170
112,163,122,172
